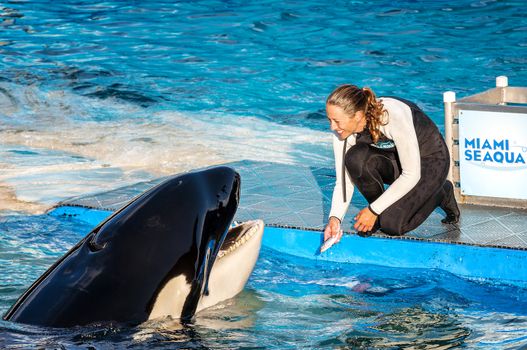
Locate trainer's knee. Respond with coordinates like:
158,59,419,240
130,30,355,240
345,143,370,179
378,212,407,236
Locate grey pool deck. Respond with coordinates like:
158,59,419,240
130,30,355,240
55,160,527,250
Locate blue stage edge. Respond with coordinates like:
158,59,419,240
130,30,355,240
49,205,527,288
263,226,527,288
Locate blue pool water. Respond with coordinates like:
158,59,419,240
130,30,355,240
1,0,527,348
2,213,527,348
1,0,526,207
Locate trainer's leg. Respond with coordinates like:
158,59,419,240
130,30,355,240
344,143,398,203
439,180,460,224
379,155,448,235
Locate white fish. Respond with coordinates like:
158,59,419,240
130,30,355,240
319,231,341,253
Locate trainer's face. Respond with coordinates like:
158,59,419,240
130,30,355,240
326,104,366,140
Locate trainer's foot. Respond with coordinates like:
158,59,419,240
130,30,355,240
440,181,460,224
441,212,459,224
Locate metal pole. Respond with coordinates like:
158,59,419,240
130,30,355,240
496,75,508,105
443,91,456,183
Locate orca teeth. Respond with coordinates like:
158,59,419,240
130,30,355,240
218,220,260,259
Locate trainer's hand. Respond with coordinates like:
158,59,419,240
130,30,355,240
324,216,343,243
354,207,378,233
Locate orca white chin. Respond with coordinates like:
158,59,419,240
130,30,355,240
197,219,264,312
218,220,264,259
148,220,264,320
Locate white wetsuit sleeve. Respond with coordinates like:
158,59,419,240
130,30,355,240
369,99,421,215
329,133,356,221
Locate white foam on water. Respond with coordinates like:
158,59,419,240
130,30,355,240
305,277,361,289
0,83,332,213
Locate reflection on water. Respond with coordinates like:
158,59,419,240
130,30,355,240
0,83,331,214
1,0,526,213
367,306,470,348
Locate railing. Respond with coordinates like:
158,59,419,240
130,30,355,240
444,76,527,209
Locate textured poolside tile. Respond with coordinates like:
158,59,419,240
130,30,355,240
408,216,445,238
487,234,527,249
321,198,332,209
319,192,333,202
495,212,527,234
287,211,322,227
518,229,527,236
239,193,275,207
514,231,527,246
106,200,131,211
352,192,370,204
236,161,260,170
267,211,315,228
408,210,452,239
295,208,327,229
276,175,321,189
251,163,299,178
54,160,527,251
339,209,365,232
408,224,452,239
244,196,289,214
488,207,519,219
311,177,335,187
460,219,512,245
241,207,288,223
248,170,291,183
234,207,257,222
456,209,494,227
238,196,268,210
93,197,105,208
428,228,463,242
451,232,477,245
284,172,321,187
460,204,514,220
99,194,132,204
317,171,331,181
309,174,335,188
318,175,334,184
283,189,325,202
240,182,264,193
320,183,336,192
283,198,324,216
247,183,310,197
235,162,259,174
63,178,164,209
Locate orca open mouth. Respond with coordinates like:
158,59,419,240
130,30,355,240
218,220,263,259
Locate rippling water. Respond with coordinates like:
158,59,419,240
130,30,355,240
1,0,527,348
2,214,527,349
1,0,526,211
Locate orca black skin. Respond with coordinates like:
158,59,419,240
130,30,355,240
3,166,240,327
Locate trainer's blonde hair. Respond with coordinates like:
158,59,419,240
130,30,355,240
326,84,387,143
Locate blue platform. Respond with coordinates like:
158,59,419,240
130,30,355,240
48,160,527,287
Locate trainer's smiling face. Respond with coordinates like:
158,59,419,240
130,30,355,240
326,104,366,140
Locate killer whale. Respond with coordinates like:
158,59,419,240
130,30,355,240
3,166,263,327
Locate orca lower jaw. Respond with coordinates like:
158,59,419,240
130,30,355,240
218,220,264,259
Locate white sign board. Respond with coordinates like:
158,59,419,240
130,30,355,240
458,110,527,200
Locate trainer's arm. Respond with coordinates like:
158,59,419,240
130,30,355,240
329,134,356,221
369,103,421,215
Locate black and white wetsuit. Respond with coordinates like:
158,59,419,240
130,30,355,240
329,97,451,236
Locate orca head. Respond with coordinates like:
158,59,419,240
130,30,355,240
4,166,241,327
88,165,241,321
